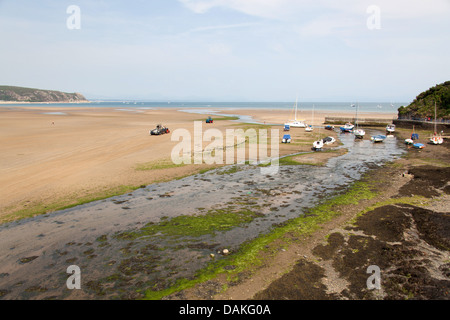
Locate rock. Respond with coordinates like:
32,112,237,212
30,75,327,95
222,249,229,255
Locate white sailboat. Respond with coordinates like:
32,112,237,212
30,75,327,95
386,124,396,133
430,101,443,145
353,103,365,139
312,123,324,151
285,98,306,128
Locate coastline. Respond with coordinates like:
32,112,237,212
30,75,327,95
0,100,90,104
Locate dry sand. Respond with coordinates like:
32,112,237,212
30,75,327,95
0,106,395,222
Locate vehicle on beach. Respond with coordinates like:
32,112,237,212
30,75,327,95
281,134,291,143
150,124,170,135
324,125,334,130
284,124,290,131
206,116,213,123
386,124,396,133
371,134,386,143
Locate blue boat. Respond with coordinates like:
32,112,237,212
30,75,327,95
340,123,354,132
371,135,386,142
413,143,425,149
282,134,291,143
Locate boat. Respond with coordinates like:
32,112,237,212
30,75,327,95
371,134,386,143
284,124,290,131
386,124,396,133
429,101,443,145
353,103,365,139
322,136,336,145
281,134,291,143
354,129,365,139
413,143,425,149
405,125,418,144
312,139,324,150
324,125,335,130
305,104,315,132
430,135,443,145
312,123,324,151
285,98,306,128
340,122,354,133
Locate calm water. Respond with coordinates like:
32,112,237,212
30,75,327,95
2,101,403,113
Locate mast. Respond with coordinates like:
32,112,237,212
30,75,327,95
294,98,298,120
434,100,437,134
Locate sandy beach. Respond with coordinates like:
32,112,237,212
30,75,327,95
0,105,394,223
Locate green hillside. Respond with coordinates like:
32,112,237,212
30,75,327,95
0,85,87,102
398,81,450,120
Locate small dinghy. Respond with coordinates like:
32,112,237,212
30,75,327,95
281,134,291,143
322,136,336,145
340,122,354,133
386,124,396,133
371,135,386,143
312,139,324,151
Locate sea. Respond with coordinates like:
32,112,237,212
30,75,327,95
1,100,404,114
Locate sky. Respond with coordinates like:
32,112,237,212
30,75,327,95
0,0,449,102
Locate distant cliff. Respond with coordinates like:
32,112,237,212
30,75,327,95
0,85,88,103
398,81,450,120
